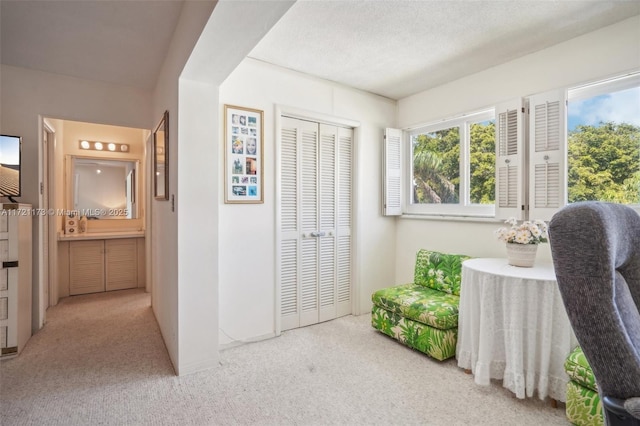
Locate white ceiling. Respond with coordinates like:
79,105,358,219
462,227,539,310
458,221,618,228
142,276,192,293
0,0,185,90
249,0,640,99
1,1,639,99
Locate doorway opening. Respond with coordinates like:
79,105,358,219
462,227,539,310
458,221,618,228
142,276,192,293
38,117,151,322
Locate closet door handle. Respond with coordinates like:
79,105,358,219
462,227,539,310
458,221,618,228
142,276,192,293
310,231,326,238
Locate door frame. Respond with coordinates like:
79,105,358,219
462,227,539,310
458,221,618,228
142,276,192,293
37,117,58,327
274,105,361,335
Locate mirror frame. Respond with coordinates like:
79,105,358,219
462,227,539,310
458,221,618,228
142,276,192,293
66,155,140,220
153,110,169,200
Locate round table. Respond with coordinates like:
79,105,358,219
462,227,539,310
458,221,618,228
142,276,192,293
456,258,578,402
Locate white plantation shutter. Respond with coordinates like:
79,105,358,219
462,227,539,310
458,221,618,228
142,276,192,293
495,99,526,220
528,90,567,221
279,116,352,331
383,128,402,216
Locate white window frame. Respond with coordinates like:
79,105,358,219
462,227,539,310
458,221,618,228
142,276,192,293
388,72,640,220
569,72,640,103
566,72,640,212
404,109,495,217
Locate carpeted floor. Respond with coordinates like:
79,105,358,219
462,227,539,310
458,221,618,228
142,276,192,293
0,289,569,425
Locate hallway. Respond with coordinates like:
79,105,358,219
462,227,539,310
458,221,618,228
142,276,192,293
1,289,175,423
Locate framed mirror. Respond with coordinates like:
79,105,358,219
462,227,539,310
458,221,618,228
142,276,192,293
153,110,169,200
67,156,139,219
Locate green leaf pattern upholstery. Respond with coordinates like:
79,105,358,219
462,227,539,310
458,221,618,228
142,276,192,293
414,250,470,296
371,283,459,330
371,250,469,361
565,345,598,391
371,305,457,361
565,346,604,426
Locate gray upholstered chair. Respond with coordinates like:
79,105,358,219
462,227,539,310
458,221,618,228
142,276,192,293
549,201,640,426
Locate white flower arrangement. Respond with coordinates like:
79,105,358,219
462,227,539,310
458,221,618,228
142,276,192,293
495,217,549,245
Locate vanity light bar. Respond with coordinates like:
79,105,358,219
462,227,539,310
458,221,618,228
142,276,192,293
79,140,130,152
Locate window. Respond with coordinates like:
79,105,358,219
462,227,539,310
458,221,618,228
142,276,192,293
385,72,639,219
406,110,495,216
495,73,640,221
411,126,460,204
567,75,640,206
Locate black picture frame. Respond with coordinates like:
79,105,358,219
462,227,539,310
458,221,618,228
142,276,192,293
153,110,169,201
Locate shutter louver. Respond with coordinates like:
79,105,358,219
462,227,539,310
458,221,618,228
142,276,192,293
495,99,526,220
529,90,567,221
384,128,402,216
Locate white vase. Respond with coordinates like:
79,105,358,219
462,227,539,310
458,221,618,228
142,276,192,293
506,243,538,267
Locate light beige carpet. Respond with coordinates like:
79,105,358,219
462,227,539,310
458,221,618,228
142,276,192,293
0,289,569,425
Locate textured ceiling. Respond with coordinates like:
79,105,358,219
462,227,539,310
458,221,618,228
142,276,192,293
0,0,184,90
249,1,640,99
1,1,638,98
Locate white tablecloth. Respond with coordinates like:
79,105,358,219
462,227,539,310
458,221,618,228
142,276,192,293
456,258,578,401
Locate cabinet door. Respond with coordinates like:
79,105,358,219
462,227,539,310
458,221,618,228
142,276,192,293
105,239,137,291
69,241,104,295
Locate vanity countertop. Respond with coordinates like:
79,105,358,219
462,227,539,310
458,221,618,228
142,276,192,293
57,230,145,241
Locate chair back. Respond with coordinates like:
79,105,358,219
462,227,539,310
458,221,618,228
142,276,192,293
549,201,640,401
413,250,470,296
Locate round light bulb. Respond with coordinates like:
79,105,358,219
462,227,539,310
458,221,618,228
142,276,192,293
120,144,129,152
108,143,116,151
94,142,103,150
80,140,90,149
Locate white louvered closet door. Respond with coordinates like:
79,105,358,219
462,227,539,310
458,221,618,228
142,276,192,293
280,117,352,331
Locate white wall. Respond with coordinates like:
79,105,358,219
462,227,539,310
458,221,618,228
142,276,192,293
394,16,640,284
149,0,217,375
218,58,397,346
0,64,151,332
153,0,293,375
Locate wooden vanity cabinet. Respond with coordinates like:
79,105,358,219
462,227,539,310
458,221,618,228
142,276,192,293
59,237,144,297
69,240,104,295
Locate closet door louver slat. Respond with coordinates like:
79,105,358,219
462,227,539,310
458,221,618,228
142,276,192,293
336,128,352,317
281,128,298,233
299,120,319,327
318,125,336,322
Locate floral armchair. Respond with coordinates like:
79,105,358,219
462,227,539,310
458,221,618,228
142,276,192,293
371,249,470,361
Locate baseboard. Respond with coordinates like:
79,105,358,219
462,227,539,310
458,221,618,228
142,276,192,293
219,332,276,351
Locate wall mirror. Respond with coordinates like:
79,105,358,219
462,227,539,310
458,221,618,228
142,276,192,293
154,110,169,200
67,156,139,219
